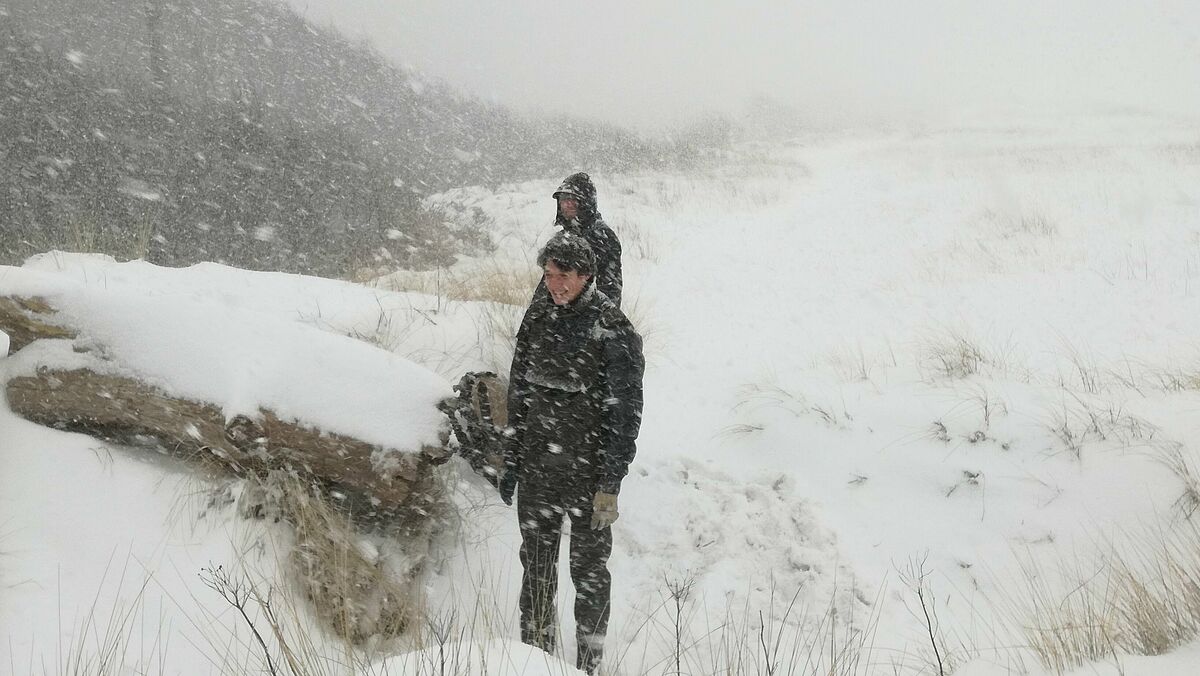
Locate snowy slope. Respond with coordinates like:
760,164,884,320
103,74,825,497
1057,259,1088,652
4,113,1200,675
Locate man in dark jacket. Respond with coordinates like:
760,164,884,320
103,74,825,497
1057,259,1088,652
548,172,623,307
501,231,644,675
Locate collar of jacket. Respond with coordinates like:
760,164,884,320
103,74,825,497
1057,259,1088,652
557,212,601,230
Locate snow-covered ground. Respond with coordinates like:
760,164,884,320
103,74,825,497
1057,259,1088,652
3,113,1200,675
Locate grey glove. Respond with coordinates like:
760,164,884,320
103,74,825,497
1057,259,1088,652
590,492,619,529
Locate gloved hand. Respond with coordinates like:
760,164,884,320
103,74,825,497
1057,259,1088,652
497,434,520,506
499,467,518,506
590,492,619,529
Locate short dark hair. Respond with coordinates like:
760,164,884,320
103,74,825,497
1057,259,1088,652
537,231,596,276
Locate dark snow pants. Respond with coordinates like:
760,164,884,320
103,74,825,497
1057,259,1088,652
517,478,612,674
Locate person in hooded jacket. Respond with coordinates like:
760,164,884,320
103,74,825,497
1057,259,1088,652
539,172,623,307
500,231,644,675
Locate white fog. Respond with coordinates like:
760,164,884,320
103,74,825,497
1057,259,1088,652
288,0,1200,128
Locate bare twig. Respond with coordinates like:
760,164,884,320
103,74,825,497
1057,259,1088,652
199,564,278,676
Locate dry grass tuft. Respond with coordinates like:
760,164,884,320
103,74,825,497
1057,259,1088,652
1044,393,1157,461
730,381,850,430
370,255,540,309
1059,343,1107,395
282,477,418,644
1149,366,1200,393
825,343,888,383
614,220,662,262
236,470,451,647
917,327,1022,381
643,577,880,676
996,520,1200,673
920,330,992,380
1155,443,1200,520
471,302,525,374
443,267,541,307
374,255,659,375
345,301,430,355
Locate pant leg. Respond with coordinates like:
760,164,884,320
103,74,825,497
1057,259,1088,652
568,499,613,674
518,484,565,652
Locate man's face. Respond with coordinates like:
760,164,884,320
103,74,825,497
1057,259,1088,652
544,260,590,305
557,196,579,221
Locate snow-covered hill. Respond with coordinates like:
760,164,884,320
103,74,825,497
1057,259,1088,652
4,113,1200,675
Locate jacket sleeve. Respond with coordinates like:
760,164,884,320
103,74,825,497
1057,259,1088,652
600,237,623,308
598,315,644,494
506,303,537,447
598,232,623,308
585,221,623,308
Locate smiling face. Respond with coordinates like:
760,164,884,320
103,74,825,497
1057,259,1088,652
543,260,590,305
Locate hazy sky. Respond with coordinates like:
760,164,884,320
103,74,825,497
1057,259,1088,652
285,0,1200,130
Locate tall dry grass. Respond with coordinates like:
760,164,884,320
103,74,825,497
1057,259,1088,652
369,251,658,375
280,478,421,645
993,518,1200,674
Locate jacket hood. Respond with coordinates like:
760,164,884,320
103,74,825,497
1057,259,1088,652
553,172,600,226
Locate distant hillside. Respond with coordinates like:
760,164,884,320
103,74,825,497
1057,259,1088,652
0,0,689,276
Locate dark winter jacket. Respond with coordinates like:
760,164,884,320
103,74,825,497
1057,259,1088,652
544,172,624,307
506,282,644,496
563,217,622,307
